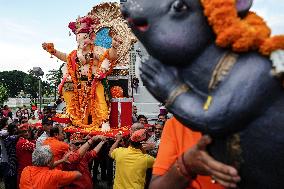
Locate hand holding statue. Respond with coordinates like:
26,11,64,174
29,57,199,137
183,135,241,188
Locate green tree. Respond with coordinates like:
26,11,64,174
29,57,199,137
46,63,64,99
0,70,53,98
0,84,8,105
46,63,64,86
27,69,53,97
0,70,27,97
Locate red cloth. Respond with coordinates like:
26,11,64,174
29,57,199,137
63,150,97,189
16,137,36,187
2,109,10,117
110,100,132,128
20,166,78,189
43,137,69,170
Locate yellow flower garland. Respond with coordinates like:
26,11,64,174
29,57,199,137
201,0,284,55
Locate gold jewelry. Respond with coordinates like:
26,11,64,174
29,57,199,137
165,84,189,108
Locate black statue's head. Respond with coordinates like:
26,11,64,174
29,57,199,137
121,0,253,66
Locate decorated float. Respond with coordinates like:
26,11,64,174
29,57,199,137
42,2,137,137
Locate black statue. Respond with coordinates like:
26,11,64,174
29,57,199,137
121,0,284,188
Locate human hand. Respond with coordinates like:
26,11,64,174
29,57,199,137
141,142,155,151
92,135,106,142
62,151,73,164
183,135,241,188
99,140,107,145
116,133,123,141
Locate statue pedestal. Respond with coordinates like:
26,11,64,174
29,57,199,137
110,98,133,128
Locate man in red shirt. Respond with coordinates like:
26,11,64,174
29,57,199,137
16,125,36,187
63,133,106,189
43,125,69,169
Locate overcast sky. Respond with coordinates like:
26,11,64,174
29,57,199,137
0,0,283,77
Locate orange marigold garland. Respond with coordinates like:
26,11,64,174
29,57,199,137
201,0,284,55
66,46,118,130
67,50,80,119
111,86,124,98
260,36,284,56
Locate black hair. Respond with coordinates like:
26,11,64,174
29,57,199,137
7,111,13,119
21,117,28,124
50,126,60,137
0,117,8,129
158,113,168,119
155,120,165,127
7,123,17,135
130,140,142,149
137,115,148,123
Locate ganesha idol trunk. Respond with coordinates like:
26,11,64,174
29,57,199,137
109,98,133,128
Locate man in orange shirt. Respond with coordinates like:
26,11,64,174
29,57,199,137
20,145,81,189
150,118,241,189
43,125,69,169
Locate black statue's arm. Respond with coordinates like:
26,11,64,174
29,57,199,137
140,55,279,136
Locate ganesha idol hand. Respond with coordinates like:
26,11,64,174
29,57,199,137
42,42,56,55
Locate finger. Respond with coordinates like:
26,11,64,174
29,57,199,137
196,135,212,150
201,152,239,177
214,177,238,188
143,57,162,70
140,73,156,89
140,72,153,83
140,68,155,81
140,62,158,76
211,168,241,183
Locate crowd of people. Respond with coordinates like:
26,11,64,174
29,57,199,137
0,104,169,189
1,104,241,189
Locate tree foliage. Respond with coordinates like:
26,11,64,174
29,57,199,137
0,84,8,104
0,70,51,98
46,63,64,86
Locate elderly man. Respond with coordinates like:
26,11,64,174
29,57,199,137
109,129,155,189
19,145,81,189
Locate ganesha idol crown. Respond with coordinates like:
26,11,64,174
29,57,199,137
68,16,100,34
